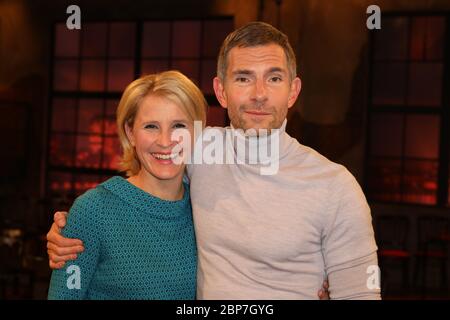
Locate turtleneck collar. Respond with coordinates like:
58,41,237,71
227,118,292,165
229,118,288,134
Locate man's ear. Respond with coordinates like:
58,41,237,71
287,77,302,109
125,122,135,147
213,76,228,109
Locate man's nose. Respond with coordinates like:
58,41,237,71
253,79,268,103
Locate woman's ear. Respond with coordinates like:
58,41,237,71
125,122,135,147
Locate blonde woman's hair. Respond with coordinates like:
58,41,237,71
116,70,207,176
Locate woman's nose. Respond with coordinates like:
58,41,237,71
156,129,174,148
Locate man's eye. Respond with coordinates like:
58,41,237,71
236,77,249,83
144,124,158,129
270,76,282,82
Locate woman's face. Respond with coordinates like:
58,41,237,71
126,94,194,182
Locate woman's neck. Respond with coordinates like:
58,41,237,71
127,171,184,201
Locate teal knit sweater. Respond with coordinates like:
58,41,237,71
47,176,197,300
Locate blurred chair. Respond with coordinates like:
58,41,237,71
414,215,449,295
0,226,34,299
376,215,411,295
22,228,51,299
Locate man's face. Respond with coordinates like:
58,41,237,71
213,44,301,132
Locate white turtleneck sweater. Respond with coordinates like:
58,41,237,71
187,120,380,300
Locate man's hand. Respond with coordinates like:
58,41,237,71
318,280,330,300
46,211,84,269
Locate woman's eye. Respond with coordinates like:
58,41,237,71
173,123,187,129
144,124,158,129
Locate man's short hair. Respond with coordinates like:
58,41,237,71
217,21,297,81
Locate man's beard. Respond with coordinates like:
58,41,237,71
231,104,282,136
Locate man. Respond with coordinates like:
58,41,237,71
46,22,380,299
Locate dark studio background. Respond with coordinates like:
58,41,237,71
1,0,450,300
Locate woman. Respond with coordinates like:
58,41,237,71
48,70,207,299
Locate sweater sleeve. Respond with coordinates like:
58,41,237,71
322,168,381,300
47,189,102,300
